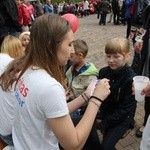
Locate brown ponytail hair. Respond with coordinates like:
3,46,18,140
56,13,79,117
0,14,71,91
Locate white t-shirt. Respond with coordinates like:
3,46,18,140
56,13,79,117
0,53,14,135
83,0,89,10
0,53,13,76
140,115,150,150
13,67,69,150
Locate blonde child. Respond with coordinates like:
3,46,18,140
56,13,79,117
1,35,23,59
0,35,23,147
19,31,30,52
96,37,137,149
0,35,23,75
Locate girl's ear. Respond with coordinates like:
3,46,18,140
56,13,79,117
125,52,131,64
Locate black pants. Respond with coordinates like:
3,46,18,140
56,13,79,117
72,116,101,150
100,125,128,150
83,122,129,150
68,116,129,150
113,11,120,24
126,16,132,38
59,116,100,150
99,12,107,25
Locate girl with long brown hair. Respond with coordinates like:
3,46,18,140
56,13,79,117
0,14,110,150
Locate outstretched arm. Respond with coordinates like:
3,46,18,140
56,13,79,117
48,79,110,150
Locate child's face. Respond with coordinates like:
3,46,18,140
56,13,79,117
70,52,83,65
22,34,30,48
106,53,126,70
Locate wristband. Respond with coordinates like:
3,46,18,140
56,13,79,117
90,96,103,103
83,92,89,100
90,100,99,108
81,94,88,103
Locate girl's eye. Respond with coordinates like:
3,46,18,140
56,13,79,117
69,43,73,47
106,55,111,58
114,55,120,59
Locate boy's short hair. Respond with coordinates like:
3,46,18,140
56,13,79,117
105,37,130,55
72,39,88,58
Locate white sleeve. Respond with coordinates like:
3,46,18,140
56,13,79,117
140,115,150,150
40,84,69,119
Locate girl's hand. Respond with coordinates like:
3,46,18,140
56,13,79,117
93,78,110,101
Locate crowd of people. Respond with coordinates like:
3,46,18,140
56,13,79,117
0,0,150,150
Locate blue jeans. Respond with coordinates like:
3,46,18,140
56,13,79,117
84,9,89,16
99,12,107,25
0,134,13,146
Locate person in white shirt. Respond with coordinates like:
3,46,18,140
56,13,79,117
0,35,23,146
83,0,89,16
0,15,110,150
134,81,150,150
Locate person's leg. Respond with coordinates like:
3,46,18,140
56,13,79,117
126,18,131,38
82,121,101,150
113,12,116,24
101,125,128,150
72,116,101,150
99,14,103,25
136,97,150,138
101,14,104,25
84,10,87,16
116,11,120,24
103,13,107,25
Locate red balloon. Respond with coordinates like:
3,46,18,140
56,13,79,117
62,13,79,33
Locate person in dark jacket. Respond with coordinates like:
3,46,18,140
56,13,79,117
111,0,120,24
97,37,137,150
0,0,21,44
97,0,111,25
130,0,149,73
133,4,150,138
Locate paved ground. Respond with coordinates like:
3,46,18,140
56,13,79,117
74,14,144,150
